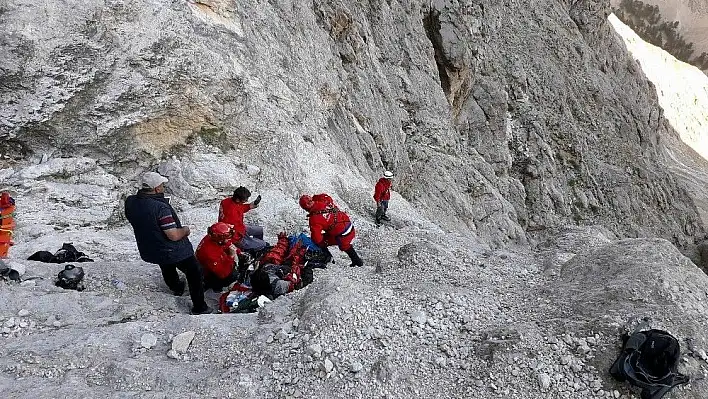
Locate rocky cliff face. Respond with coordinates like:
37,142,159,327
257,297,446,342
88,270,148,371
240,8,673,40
4,1,708,398
1,0,707,248
609,14,708,248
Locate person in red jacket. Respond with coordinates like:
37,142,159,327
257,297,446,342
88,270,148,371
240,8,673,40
299,194,364,267
218,186,266,251
195,222,240,291
0,192,16,259
374,170,394,224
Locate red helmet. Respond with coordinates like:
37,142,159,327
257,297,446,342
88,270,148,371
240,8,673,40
299,195,313,210
207,222,234,243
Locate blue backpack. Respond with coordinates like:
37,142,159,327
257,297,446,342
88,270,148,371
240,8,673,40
288,233,331,267
288,233,320,252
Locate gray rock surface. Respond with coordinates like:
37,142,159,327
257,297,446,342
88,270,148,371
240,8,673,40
140,333,158,350
1,0,708,399
171,330,196,354
1,0,707,249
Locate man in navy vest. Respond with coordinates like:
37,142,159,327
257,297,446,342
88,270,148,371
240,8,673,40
125,172,211,314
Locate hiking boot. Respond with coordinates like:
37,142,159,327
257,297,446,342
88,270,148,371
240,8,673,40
345,247,364,267
322,247,335,264
190,305,214,315
381,214,391,221
172,280,186,296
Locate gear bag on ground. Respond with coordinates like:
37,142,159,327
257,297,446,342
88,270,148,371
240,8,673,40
28,243,94,263
55,264,85,291
610,328,689,399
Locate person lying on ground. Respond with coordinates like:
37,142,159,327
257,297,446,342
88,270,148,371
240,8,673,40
218,186,267,252
249,262,313,299
299,194,364,267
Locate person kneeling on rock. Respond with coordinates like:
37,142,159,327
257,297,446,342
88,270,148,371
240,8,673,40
195,222,242,292
218,186,267,252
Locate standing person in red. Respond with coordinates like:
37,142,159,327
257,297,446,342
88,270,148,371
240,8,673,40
195,222,240,292
0,192,16,259
218,186,266,251
374,170,394,224
299,194,364,267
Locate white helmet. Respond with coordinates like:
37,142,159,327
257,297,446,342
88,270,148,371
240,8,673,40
383,170,394,179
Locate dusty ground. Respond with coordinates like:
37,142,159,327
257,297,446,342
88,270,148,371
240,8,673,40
2,209,708,398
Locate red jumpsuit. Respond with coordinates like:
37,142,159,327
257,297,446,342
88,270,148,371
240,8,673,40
307,199,355,251
373,178,392,202
0,193,15,258
373,178,392,222
218,198,251,238
195,236,237,280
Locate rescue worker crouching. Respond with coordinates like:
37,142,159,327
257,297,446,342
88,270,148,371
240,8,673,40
299,194,364,267
219,186,267,252
195,222,242,292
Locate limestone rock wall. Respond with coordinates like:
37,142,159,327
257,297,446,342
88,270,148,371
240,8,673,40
1,0,706,247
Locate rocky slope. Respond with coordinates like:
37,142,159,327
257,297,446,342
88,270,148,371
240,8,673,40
3,225,708,398
610,0,708,72
2,0,708,398
608,14,708,250
609,14,708,161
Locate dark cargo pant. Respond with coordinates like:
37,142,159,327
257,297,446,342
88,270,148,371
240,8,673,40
375,200,389,222
159,255,208,312
237,225,267,251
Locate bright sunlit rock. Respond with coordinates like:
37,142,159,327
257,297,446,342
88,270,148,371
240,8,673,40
610,13,708,161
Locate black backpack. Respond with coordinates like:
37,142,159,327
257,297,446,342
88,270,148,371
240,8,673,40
0,260,21,282
610,329,689,399
55,264,85,291
52,243,94,263
28,243,94,264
